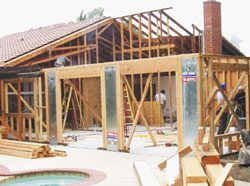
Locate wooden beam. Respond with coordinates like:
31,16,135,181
212,63,249,72
115,44,175,54
119,56,178,75
157,72,161,126
27,47,96,66
246,65,250,131
55,74,63,143
51,44,95,51
7,83,34,113
124,74,156,150
208,60,215,144
138,15,142,58
158,145,192,171
98,21,113,35
161,10,192,35
44,54,187,80
205,87,218,107
148,12,152,58
168,72,173,127
129,16,133,60
112,26,116,61
123,75,156,146
214,163,233,186
17,78,22,140
44,71,50,141
33,77,39,141
214,72,246,126
120,18,125,60
213,73,242,130
181,157,207,185
205,164,234,186
37,77,43,140
95,29,99,63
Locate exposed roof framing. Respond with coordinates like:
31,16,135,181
0,7,244,68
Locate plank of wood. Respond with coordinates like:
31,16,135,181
133,161,160,186
193,141,220,166
0,148,34,159
181,157,207,185
214,163,234,186
158,145,192,171
202,132,210,152
205,164,234,186
186,183,208,186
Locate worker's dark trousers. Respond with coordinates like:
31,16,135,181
217,112,228,135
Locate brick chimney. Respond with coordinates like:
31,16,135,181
203,0,222,54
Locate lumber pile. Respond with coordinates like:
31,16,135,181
0,139,67,159
181,157,207,186
158,131,235,186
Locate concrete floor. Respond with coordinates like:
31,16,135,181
0,125,178,185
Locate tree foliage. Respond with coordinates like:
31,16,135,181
77,7,104,21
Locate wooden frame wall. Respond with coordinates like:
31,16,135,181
198,54,250,150
0,76,47,142
1,53,249,152
43,54,186,150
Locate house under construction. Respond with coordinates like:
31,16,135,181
0,0,249,155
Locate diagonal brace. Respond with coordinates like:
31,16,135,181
124,74,157,150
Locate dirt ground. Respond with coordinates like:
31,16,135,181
221,152,250,182
230,164,250,182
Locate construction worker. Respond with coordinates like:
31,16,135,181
155,90,167,121
54,56,71,67
233,86,246,129
234,86,246,118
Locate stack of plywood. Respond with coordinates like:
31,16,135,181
142,101,164,126
0,139,66,159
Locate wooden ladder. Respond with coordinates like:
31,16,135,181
123,85,134,138
62,82,73,131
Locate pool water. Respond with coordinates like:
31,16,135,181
1,172,87,186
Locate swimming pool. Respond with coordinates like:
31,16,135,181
0,171,87,186
0,168,106,186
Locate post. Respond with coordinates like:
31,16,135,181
101,68,107,149
246,65,250,131
33,77,39,141
47,71,62,144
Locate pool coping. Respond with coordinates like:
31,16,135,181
0,164,106,186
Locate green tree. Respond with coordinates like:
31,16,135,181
77,7,104,21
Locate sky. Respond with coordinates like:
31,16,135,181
0,0,249,55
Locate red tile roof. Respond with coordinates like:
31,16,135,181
0,17,106,63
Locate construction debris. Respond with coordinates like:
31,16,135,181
0,139,67,159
